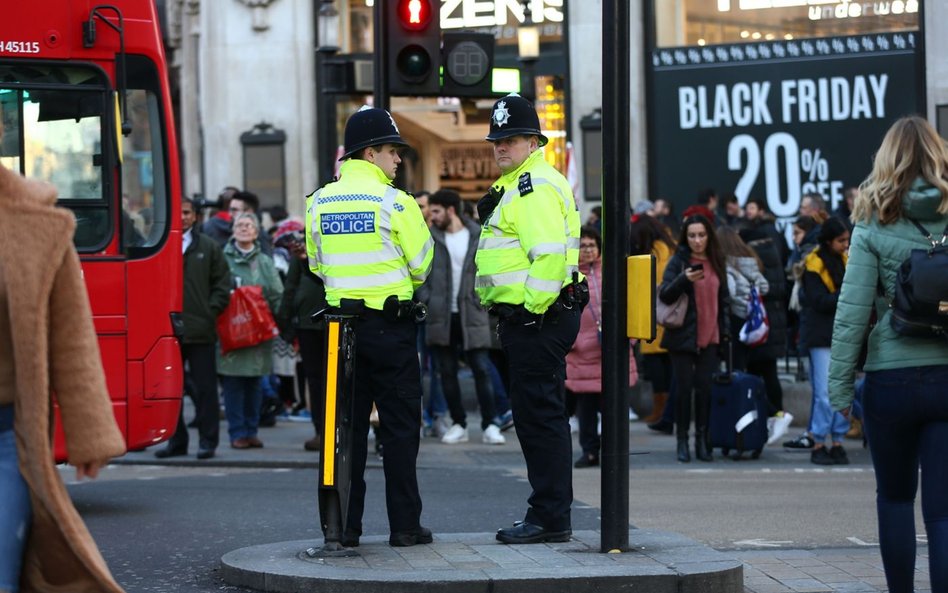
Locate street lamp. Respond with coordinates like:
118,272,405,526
318,0,340,53
517,3,539,102
316,0,340,185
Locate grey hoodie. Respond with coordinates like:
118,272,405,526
726,255,770,319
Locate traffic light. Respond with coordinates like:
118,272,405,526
387,0,440,96
442,32,495,98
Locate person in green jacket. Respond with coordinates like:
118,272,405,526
828,115,948,593
154,198,231,460
220,213,283,449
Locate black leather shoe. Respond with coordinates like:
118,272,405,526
389,526,433,547
648,419,674,435
676,440,691,463
341,529,361,548
154,446,187,459
574,454,599,468
695,433,713,462
496,522,571,544
196,448,215,460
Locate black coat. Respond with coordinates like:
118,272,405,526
658,247,730,354
182,230,232,344
801,262,839,349
746,237,788,361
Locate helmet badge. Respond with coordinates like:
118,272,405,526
492,101,511,128
388,112,400,134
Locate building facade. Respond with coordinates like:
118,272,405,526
165,0,947,223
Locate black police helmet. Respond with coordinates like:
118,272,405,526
485,93,548,147
341,106,409,160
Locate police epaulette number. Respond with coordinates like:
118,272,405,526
518,172,533,196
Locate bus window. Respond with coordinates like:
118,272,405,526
122,55,170,258
0,66,112,252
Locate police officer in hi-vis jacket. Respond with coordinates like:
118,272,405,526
475,93,586,545
305,106,434,548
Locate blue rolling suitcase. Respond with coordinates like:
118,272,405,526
710,348,768,460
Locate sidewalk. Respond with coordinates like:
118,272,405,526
116,402,922,593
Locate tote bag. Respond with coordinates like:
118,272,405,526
217,285,278,354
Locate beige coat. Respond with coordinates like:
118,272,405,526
0,164,126,593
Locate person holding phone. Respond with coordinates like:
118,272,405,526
658,214,729,462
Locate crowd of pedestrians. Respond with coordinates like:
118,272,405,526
3,92,946,591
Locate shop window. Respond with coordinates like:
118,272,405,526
653,0,919,48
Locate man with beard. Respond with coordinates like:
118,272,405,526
419,189,505,446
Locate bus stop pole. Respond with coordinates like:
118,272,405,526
600,0,631,553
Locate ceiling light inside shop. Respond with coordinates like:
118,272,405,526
765,33,775,40
751,32,762,39
740,30,750,38
697,38,706,46
784,34,794,40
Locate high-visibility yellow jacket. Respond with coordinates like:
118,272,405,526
305,159,433,310
475,150,581,314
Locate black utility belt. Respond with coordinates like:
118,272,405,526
316,296,427,324
490,280,588,324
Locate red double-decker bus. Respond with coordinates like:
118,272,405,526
0,1,183,460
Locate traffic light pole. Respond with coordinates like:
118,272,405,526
373,0,390,112
600,0,631,553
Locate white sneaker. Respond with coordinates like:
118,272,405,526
482,424,506,445
569,416,579,434
767,412,794,445
441,424,469,444
628,408,639,421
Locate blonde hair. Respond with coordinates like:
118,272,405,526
855,116,948,225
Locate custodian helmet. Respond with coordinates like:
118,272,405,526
485,93,548,147
340,106,409,160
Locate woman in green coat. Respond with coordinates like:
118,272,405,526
828,116,948,593
220,213,283,449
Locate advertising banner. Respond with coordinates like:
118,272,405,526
648,32,921,236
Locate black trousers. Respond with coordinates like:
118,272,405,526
297,328,326,435
669,348,718,439
574,392,602,457
168,343,219,451
433,314,497,430
341,313,424,536
500,307,581,532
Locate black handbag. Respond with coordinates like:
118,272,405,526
890,218,948,340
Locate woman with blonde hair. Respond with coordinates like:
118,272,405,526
829,115,948,593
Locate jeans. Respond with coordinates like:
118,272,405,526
0,405,31,593
434,345,497,430
418,324,447,419
574,393,602,457
863,365,948,593
221,375,263,441
807,348,850,442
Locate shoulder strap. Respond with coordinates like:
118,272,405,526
907,217,948,247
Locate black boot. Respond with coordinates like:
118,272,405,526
695,431,713,462
677,438,691,463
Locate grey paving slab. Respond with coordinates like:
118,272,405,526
220,529,743,593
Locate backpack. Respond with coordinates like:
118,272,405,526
889,219,948,340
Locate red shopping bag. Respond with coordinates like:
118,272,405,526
217,285,278,354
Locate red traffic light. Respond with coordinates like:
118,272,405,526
397,0,432,31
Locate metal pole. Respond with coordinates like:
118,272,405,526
373,0,390,112
600,0,631,553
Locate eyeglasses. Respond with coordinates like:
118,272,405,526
580,244,598,250
229,207,246,214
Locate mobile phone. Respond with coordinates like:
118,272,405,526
689,263,704,271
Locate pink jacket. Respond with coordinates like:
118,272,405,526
565,259,638,394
